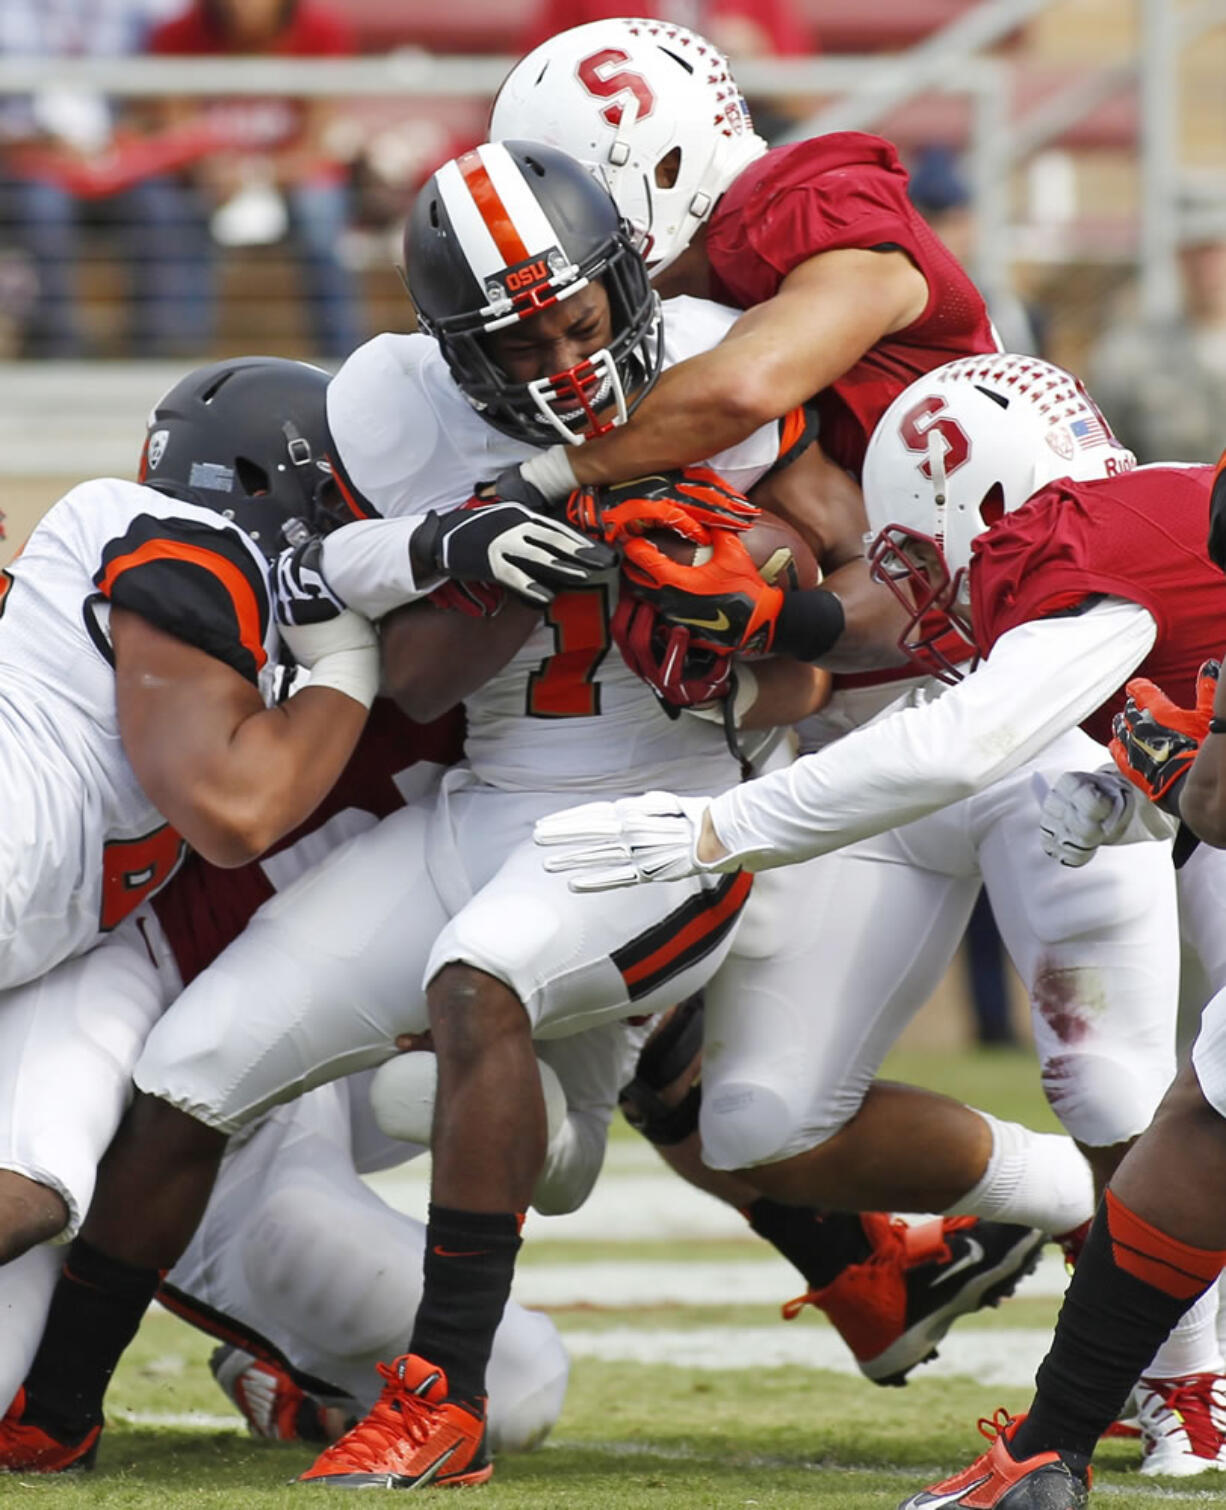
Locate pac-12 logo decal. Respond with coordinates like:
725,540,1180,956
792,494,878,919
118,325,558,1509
145,429,169,470
898,396,971,480
576,48,656,128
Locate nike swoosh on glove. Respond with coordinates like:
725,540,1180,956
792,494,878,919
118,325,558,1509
534,791,725,891
1038,769,1137,867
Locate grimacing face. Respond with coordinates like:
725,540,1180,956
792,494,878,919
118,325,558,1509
484,282,613,387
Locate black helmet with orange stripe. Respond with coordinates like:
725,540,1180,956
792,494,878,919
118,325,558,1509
138,356,348,559
405,139,663,447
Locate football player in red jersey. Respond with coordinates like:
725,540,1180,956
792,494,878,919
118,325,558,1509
537,355,1226,1486
488,19,998,564
888,462,1226,1506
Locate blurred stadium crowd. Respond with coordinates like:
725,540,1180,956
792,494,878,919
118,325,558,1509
0,0,1224,460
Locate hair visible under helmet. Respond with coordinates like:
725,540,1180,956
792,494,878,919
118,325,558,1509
404,139,663,447
488,18,766,276
861,352,1138,679
139,356,345,559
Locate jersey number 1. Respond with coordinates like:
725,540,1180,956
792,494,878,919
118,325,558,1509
527,587,611,718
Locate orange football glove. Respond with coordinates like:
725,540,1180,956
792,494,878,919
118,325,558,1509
566,466,759,547
1109,660,1220,811
621,527,783,655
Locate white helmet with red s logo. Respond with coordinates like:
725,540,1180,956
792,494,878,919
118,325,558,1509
489,18,766,276
862,353,1137,679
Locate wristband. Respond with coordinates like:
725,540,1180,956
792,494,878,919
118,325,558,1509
1209,719,1226,734
771,588,846,661
685,664,759,728
519,445,580,504
301,645,380,709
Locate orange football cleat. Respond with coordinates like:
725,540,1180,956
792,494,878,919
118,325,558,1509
782,1214,1045,1385
897,1410,1089,1508
0,1388,101,1473
297,1354,490,1490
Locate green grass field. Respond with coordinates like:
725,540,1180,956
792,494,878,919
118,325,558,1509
7,1048,1212,1508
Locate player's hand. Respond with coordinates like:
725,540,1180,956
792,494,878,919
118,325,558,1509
613,597,733,710
535,791,725,891
567,468,759,547
272,537,378,669
412,501,616,607
621,528,784,655
1110,660,1220,813
1038,769,1138,867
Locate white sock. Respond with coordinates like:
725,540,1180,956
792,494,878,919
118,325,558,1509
943,1111,1095,1235
1145,1286,1223,1379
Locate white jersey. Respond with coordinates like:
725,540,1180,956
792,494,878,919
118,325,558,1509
327,297,790,794
0,477,277,987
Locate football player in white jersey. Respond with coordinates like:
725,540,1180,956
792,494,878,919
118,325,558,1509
0,141,846,1488
0,355,395,1268
0,703,584,1465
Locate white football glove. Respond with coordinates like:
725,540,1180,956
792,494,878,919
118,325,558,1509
1038,769,1138,867
534,791,724,892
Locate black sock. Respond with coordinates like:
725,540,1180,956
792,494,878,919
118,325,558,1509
24,1237,161,1434
1011,1194,1226,1470
409,1205,522,1409
745,1200,872,1290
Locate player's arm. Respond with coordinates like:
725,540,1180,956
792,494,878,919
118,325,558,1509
747,440,911,672
111,606,369,869
380,595,540,723
703,599,1157,870
736,658,831,730
520,248,928,498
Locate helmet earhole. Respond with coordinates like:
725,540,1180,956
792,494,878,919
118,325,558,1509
979,482,1005,529
655,147,682,190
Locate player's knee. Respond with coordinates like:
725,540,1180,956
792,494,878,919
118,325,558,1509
427,964,527,1061
241,1183,414,1358
698,1079,814,1171
487,1307,569,1455
0,1171,70,1261
1040,1049,1168,1147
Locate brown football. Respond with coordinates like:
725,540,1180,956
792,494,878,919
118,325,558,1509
638,512,819,590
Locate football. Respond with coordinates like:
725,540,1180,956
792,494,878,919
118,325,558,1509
637,511,819,591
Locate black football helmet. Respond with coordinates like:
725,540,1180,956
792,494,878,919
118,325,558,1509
404,140,663,447
138,356,346,559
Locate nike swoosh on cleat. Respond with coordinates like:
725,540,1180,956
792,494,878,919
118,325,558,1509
673,610,732,633
432,1246,488,1258
907,1476,990,1508
929,1237,985,1287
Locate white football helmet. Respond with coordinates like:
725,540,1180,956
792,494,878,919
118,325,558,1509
862,353,1137,680
489,18,767,276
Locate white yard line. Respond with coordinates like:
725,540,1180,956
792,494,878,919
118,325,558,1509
364,1161,1072,1302
509,1253,1068,1307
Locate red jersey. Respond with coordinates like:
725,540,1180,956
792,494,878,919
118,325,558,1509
971,465,1226,747
706,134,999,477
152,698,463,986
